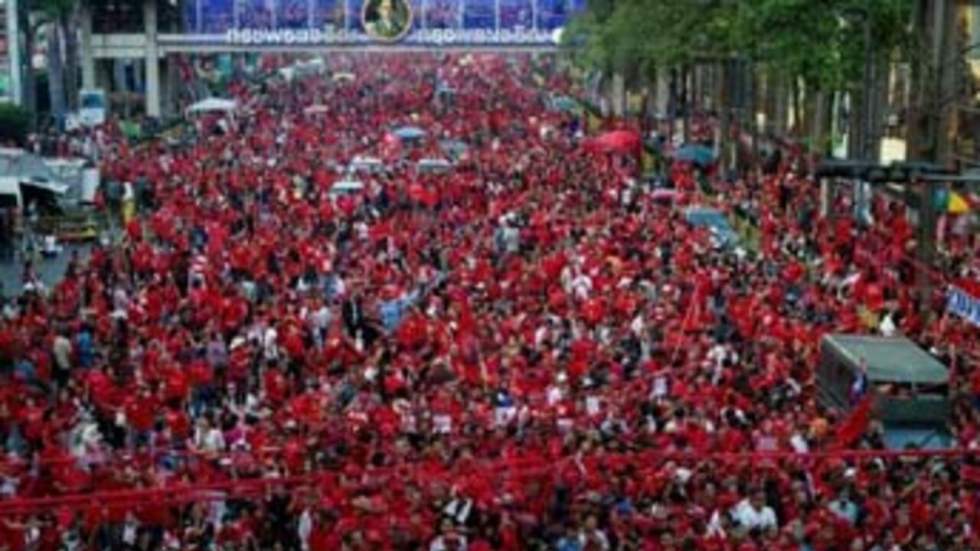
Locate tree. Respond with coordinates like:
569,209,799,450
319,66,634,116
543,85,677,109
0,104,32,145
564,0,740,140
565,0,916,160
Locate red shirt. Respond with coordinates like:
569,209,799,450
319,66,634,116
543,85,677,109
124,393,158,432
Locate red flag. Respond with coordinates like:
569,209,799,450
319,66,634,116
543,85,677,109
831,395,874,450
961,464,980,484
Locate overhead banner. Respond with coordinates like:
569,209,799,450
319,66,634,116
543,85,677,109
947,285,980,327
185,0,583,46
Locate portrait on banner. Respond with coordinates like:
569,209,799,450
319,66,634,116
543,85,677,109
363,0,413,41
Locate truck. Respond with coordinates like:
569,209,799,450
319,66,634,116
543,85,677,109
817,334,951,449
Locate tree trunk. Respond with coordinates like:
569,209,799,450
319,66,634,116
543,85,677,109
711,62,723,114
640,71,652,136
847,90,862,160
747,63,759,168
691,63,700,113
802,83,816,141
773,73,788,137
810,89,830,159
681,65,690,143
869,56,891,163
907,0,956,164
667,67,678,143
790,78,802,138
47,24,67,128
719,60,731,170
612,72,626,118
760,68,772,135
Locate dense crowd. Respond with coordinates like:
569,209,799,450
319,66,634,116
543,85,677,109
0,53,977,551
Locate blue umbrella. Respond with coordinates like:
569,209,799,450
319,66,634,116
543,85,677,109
439,139,468,160
393,126,427,140
550,95,580,112
674,144,716,167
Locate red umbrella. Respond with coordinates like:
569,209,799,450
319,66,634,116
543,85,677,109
584,130,642,155
381,131,402,160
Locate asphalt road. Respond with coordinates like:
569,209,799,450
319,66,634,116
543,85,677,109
0,242,92,298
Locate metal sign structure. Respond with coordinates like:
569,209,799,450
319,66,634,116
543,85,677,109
182,0,582,48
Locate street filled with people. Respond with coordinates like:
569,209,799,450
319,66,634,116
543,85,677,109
0,53,978,550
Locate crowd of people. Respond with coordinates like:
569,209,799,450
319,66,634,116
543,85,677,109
0,53,977,551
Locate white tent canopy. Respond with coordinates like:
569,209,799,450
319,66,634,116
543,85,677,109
186,97,238,116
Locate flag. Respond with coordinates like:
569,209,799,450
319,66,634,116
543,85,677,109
961,464,980,484
831,395,874,450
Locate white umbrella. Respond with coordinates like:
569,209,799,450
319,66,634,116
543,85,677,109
185,97,238,116
304,105,330,115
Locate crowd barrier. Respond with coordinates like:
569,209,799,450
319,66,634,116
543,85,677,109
1,447,977,516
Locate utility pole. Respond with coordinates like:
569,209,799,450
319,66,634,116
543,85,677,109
908,0,957,313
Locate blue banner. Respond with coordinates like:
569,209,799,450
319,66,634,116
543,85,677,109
184,0,584,45
947,286,980,327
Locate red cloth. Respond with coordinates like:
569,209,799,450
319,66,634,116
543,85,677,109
831,395,873,450
583,130,642,155
962,464,980,484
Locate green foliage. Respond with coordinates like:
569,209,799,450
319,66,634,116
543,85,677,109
0,103,32,145
566,0,915,92
37,0,77,18
565,0,738,83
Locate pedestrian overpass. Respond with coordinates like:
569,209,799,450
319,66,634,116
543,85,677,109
80,0,583,118
181,0,580,50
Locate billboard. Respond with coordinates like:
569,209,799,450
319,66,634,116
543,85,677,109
183,0,583,46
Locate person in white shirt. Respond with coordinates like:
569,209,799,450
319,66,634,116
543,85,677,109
571,272,593,301
297,507,313,550
429,519,468,551
731,491,778,531
192,417,226,455
52,332,73,373
578,514,611,550
263,326,279,361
